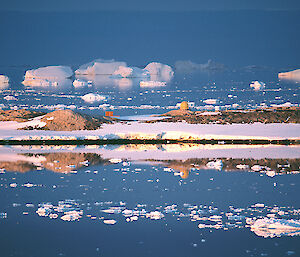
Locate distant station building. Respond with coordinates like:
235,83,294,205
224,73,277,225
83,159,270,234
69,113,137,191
105,111,114,117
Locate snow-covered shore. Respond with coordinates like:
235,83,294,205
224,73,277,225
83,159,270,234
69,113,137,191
0,121,299,141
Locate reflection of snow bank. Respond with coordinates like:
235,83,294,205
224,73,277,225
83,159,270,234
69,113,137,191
206,160,223,170
250,81,265,90
251,218,300,238
4,95,17,101
113,66,149,78
144,62,174,82
203,99,217,105
81,93,107,103
278,69,300,82
140,81,166,87
24,66,73,79
75,59,127,75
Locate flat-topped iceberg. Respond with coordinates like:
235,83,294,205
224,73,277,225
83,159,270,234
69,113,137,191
23,66,73,88
24,66,73,79
75,59,127,75
144,62,174,82
278,69,300,82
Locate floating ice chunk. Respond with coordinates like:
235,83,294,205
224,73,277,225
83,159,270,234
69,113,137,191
113,66,149,78
203,99,217,105
73,79,89,87
109,158,122,164
10,183,17,188
206,160,223,170
103,219,117,225
251,218,300,238
81,93,107,103
4,95,17,101
251,165,263,172
278,69,300,82
75,58,127,75
146,211,164,220
266,170,276,177
140,81,166,87
24,66,73,80
144,62,174,82
236,164,249,170
250,81,265,91
253,203,265,208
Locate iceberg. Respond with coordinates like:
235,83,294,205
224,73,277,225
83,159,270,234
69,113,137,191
251,218,300,238
75,58,127,75
144,62,174,82
175,59,225,73
113,66,149,78
73,79,90,88
24,66,73,80
23,66,73,88
0,75,9,84
278,69,300,82
81,93,107,103
250,81,265,91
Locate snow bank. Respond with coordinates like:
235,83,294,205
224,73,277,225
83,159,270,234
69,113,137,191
81,93,107,103
75,59,127,75
278,69,300,82
113,66,149,78
144,62,174,82
250,81,265,91
251,218,300,238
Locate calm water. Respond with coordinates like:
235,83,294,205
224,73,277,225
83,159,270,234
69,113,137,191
0,145,299,257
0,10,299,257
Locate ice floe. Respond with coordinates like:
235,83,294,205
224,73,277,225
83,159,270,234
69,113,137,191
81,93,107,103
4,95,17,101
250,81,266,91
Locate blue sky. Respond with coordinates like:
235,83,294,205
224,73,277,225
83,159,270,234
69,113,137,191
1,0,300,12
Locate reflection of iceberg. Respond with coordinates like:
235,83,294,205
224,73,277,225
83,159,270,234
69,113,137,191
0,75,9,89
278,69,300,82
23,78,73,89
251,218,300,238
144,62,174,82
140,81,166,87
75,59,127,75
